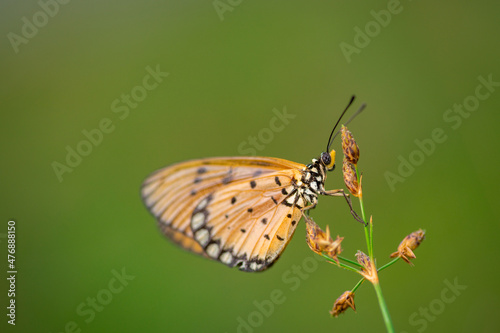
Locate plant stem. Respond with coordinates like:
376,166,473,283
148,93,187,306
359,195,372,259
351,277,365,293
363,220,372,258
373,281,395,333
321,254,360,273
356,165,373,259
378,257,400,272
338,255,362,268
369,213,374,257
355,165,394,332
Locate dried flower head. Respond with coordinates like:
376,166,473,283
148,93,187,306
305,216,343,264
356,251,378,283
341,125,360,165
342,159,362,198
390,229,426,265
330,291,356,317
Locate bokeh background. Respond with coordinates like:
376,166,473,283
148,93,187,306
1,1,499,332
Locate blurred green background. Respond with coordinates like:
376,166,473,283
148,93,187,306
1,1,499,332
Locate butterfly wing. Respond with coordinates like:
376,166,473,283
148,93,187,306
141,157,306,272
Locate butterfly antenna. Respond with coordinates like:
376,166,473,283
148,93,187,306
328,102,367,146
326,95,356,152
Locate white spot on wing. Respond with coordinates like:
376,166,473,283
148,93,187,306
220,252,233,265
206,243,220,258
195,229,210,247
191,212,205,230
196,198,209,210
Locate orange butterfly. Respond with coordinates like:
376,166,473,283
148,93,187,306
141,97,364,272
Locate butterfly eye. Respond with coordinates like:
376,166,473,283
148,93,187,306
321,152,331,165
321,150,336,171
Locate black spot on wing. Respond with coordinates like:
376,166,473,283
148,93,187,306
253,170,263,177
222,175,232,184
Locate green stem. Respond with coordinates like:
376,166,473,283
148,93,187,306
373,281,395,333
363,221,372,258
378,257,400,272
321,254,360,273
338,255,362,268
351,277,365,293
354,165,393,332
356,165,372,259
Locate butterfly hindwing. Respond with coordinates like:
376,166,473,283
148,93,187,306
141,157,306,272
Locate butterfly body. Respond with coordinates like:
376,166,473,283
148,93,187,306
141,153,340,272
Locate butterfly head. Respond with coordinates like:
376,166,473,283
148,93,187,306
320,150,336,171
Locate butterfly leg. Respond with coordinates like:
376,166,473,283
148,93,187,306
322,189,366,225
301,202,317,213
322,189,345,197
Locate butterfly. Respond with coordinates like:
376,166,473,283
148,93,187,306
141,96,365,272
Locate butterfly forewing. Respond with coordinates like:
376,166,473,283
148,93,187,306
141,157,307,272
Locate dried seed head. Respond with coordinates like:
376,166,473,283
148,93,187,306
342,159,362,198
330,291,356,317
305,216,343,264
326,234,344,264
390,229,426,265
356,250,378,283
341,125,360,165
